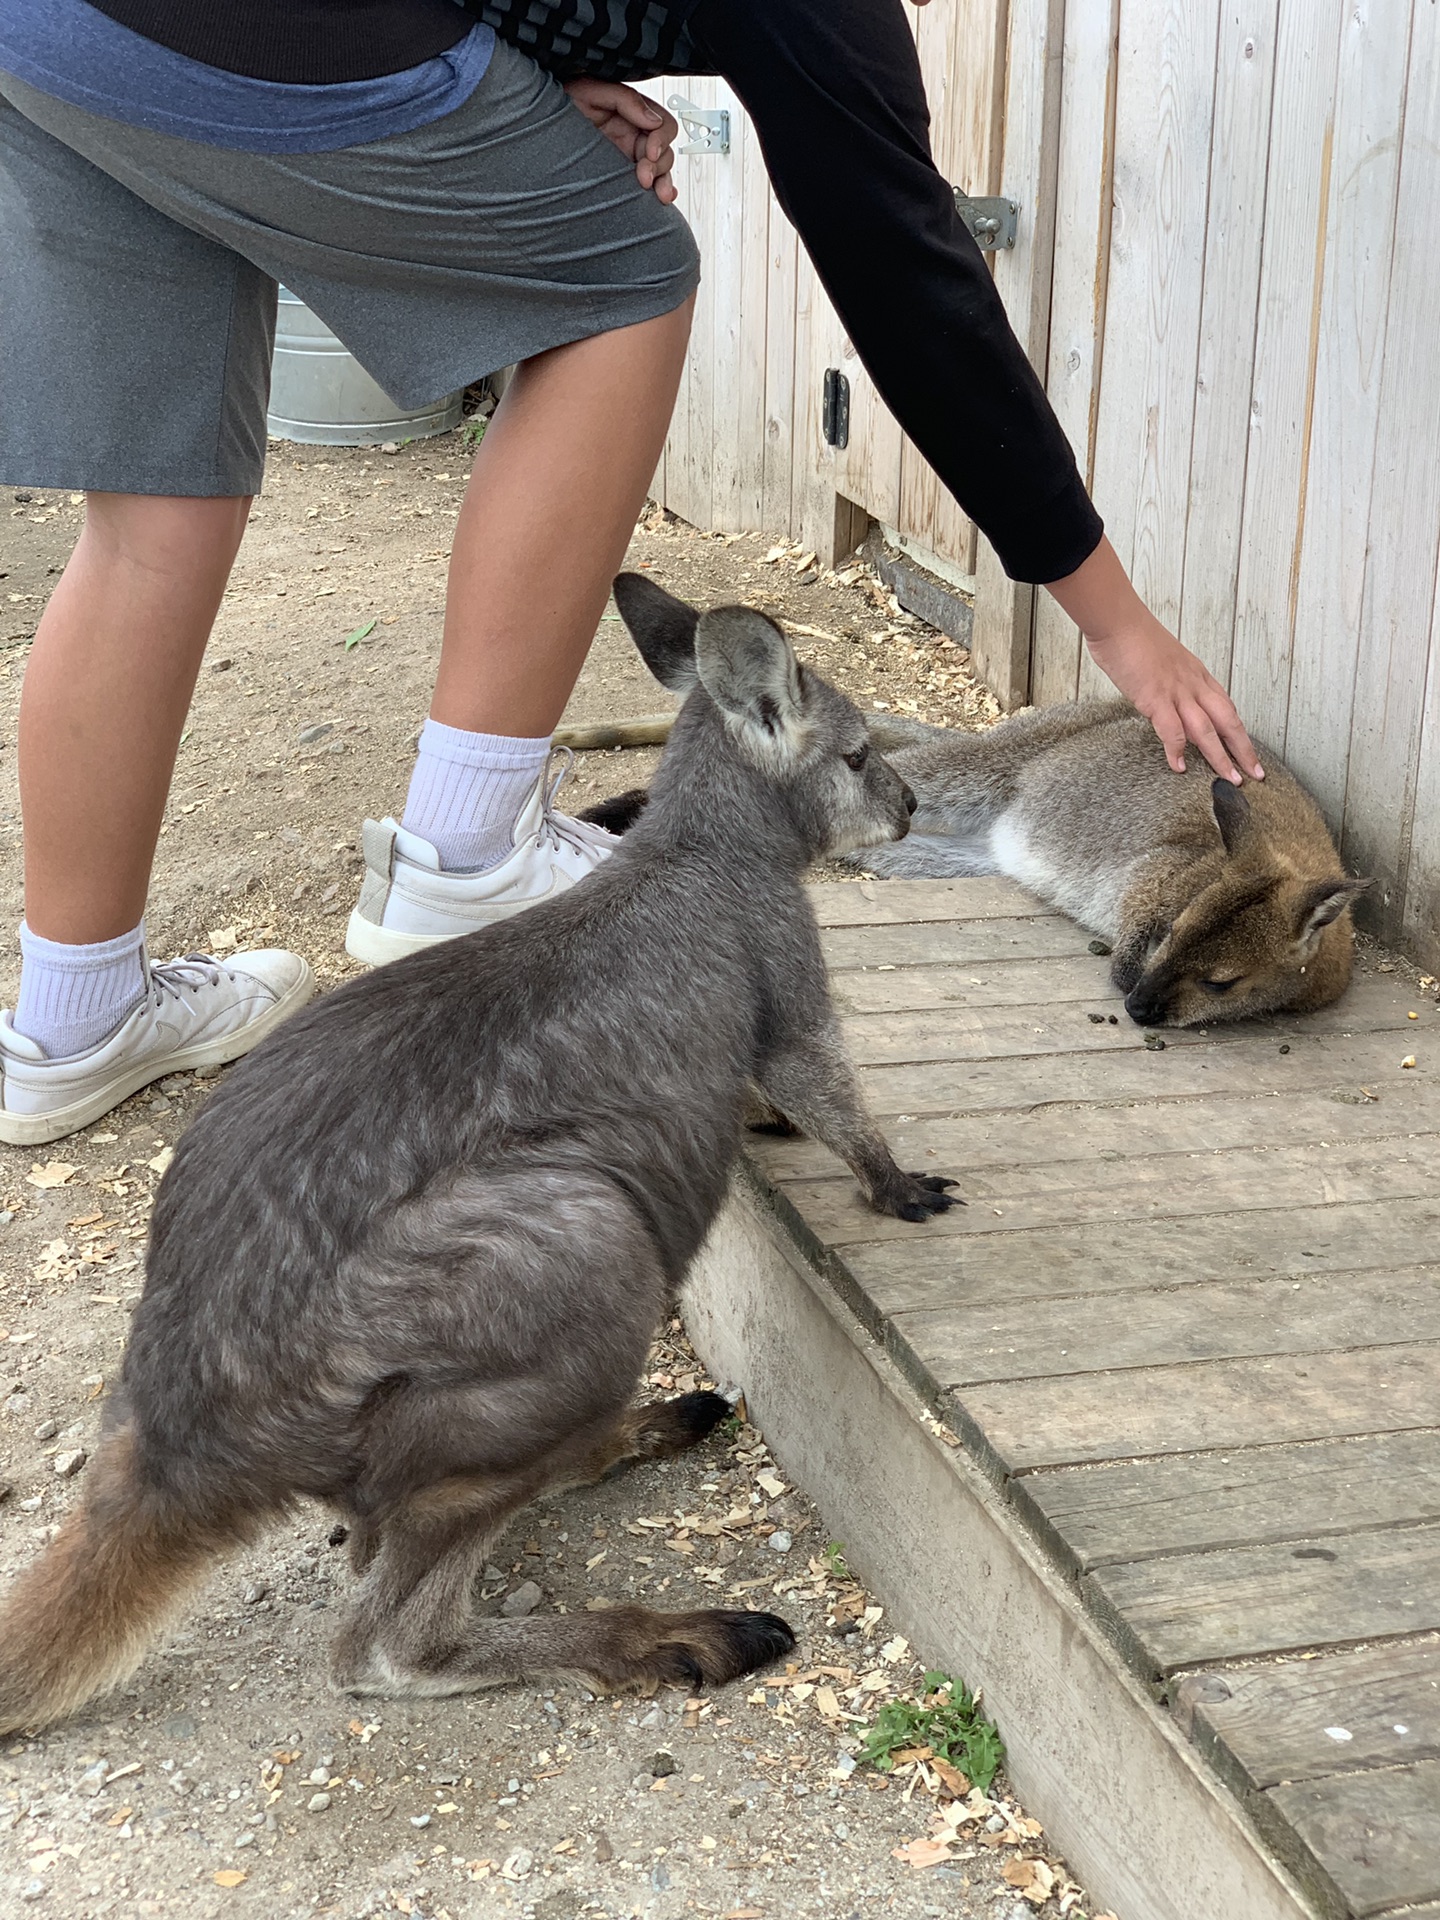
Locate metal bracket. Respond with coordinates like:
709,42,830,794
668,95,731,156
954,191,1019,251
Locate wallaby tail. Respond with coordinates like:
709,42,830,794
0,1425,249,1735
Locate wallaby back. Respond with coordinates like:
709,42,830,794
860,700,1365,1026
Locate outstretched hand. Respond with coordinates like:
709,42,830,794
1046,536,1263,783
1085,614,1262,784
565,79,680,204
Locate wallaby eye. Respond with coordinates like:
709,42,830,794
844,744,870,772
1201,976,1242,995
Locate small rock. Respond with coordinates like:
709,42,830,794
19,1494,44,1512
410,1812,431,1828
21,1879,46,1902
307,1792,331,1812
985,1812,1008,1832
1087,938,1113,956
501,1847,533,1880
33,1419,59,1442
650,1863,672,1891
796,569,819,587
379,442,400,456
234,1831,256,1848
242,1581,268,1605
3,1392,28,1417
637,1704,665,1730
833,1752,857,1777
149,1096,172,1115
1143,1033,1166,1051
298,723,335,746
0,1481,11,1505
279,827,303,849
767,1529,792,1554
76,1759,109,1796
650,1750,677,1778
499,1579,542,1618
210,657,234,673
53,1448,87,1478
15,491,34,504
308,1766,330,1785
594,1831,614,1862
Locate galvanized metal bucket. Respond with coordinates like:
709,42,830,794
266,287,463,446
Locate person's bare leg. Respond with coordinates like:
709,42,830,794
431,297,694,736
19,493,251,946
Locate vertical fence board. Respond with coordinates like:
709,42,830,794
1279,0,1411,825
1080,0,1221,699
972,0,1067,712
1342,1,1440,939
1176,0,1280,685
1225,0,1345,746
1031,0,1119,705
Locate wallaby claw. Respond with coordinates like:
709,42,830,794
876,1171,963,1221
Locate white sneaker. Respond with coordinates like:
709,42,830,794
0,949,315,1147
345,754,620,967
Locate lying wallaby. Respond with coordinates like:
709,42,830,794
848,700,1365,1027
0,575,955,1736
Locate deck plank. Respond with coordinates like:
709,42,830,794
952,1344,1440,1470
1086,1524,1440,1672
1018,1433,1440,1566
834,1196,1440,1315
1266,1759,1440,1915
1178,1639,1440,1787
808,876,1050,924
890,1266,1440,1385
752,1082,1440,1180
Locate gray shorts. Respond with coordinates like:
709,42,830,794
0,42,699,496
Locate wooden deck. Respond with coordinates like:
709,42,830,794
716,878,1440,1919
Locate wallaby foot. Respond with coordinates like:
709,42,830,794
869,1169,961,1222
337,1603,794,1699
581,1390,734,1483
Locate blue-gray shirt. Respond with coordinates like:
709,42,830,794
0,0,495,152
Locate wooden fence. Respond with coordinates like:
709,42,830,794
645,0,1440,968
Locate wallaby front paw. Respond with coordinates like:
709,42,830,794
871,1171,962,1222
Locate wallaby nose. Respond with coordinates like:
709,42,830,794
1123,985,1166,1027
902,784,918,816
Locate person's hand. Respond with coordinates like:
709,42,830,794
1084,615,1262,784
565,80,680,204
1045,536,1263,782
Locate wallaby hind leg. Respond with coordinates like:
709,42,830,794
333,1481,792,1699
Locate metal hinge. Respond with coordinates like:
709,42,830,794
668,95,730,156
822,369,850,450
955,191,1019,251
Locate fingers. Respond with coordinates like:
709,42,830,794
1180,703,1241,784
1149,703,1189,775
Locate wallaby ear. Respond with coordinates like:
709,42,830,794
611,573,700,693
693,606,805,761
1295,875,1368,947
1211,778,1254,855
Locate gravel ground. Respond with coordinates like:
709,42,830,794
0,436,1110,1920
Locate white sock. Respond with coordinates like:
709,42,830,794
400,719,552,873
14,919,148,1059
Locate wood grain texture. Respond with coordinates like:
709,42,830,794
1280,0,1411,828
1179,1638,1440,1787
1267,1758,1440,1915
956,1343,1440,1471
1021,1434,1440,1568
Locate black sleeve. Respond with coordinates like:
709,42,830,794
683,0,1104,585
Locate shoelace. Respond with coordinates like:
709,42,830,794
539,746,618,855
150,953,231,1005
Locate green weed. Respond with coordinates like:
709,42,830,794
822,1540,850,1579
858,1670,1003,1792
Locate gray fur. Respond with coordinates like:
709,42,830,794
0,579,957,1729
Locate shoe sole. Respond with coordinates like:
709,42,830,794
344,901,539,968
0,961,318,1148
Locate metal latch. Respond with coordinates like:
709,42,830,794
955,191,1019,251
668,96,730,156
822,369,850,450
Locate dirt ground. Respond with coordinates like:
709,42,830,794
0,435,1109,1920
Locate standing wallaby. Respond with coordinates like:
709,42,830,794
0,575,956,1736
848,701,1366,1027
